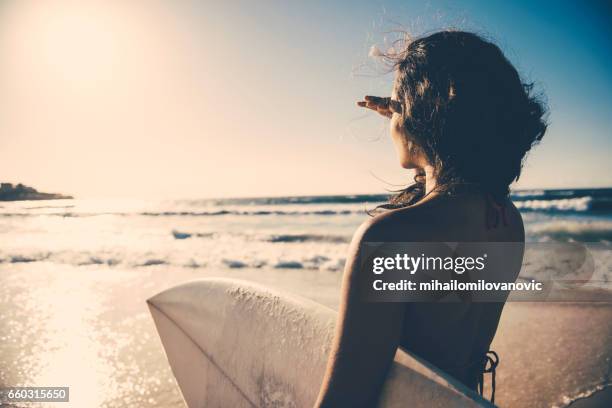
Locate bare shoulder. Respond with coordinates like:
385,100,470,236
352,194,524,245
343,206,432,280
352,203,437,244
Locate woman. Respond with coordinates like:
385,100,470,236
314,31,547,407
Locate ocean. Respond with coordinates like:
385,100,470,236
1,188,611,273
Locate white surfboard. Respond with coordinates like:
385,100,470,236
147,278,493,407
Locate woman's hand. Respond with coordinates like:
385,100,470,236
356,95,402,118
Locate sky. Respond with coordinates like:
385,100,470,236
0,0,610,199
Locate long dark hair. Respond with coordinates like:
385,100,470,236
378,30,547,209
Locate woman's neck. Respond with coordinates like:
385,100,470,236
423,166,438,195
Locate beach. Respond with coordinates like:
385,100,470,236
1,191,611,407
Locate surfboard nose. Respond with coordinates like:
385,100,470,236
147,278,237,338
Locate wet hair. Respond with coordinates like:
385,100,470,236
378,30,547,208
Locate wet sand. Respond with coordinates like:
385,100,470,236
0,262,610,407
490,303,612,407
0,262,341,408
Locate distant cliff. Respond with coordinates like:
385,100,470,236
0,183,73,201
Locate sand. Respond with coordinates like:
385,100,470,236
0,262,610,407
489,303,612,407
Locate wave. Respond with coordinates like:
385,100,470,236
139,259,167,267
170,230,350,243
513,197,612,213
515,197,592,212
0,212,118,218
222,259,248,268
0,209,363,218
265,233,350,243
8,254,49,263
511,188,612,213
0,252,121,266
143,209,359,217
195,194,388,206
218,258,328,270
24,204,76,210
555,381,612,408
527,220,612,242
517,197,612,213
172,230,215,240
0,249,347,272
511,189,546,198
274,261,304,269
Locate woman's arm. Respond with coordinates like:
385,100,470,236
314,220,406,407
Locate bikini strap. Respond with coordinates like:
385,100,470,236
477,350,499,404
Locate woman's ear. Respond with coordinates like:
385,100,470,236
413,168,426,184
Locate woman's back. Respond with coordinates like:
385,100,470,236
374,193,524,391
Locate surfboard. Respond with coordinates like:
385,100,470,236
147,278,493,407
